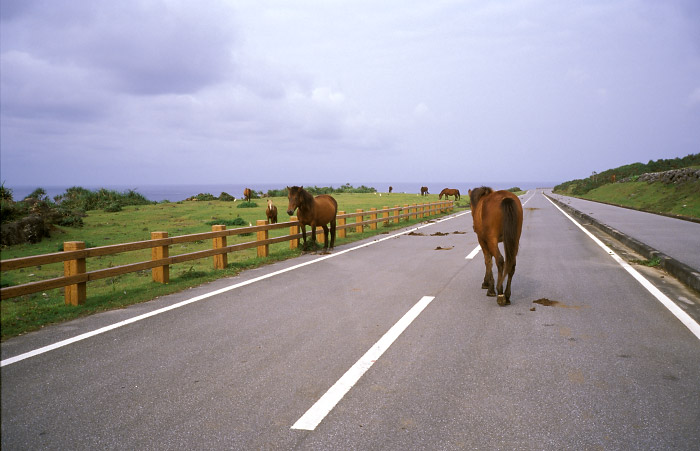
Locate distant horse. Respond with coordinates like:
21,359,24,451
266,199,278,224
468,186,523,306
287,186,338,251
243,188,252,202
389,186,393,194
439,188,460,200
421,186,429,196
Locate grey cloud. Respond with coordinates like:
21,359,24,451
2,0,238,96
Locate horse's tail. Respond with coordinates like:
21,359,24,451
501,197,520,263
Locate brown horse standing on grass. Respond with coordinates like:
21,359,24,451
266,199,278,224
287,186,338,251
439,188,460,200
421,186,429,196
243,188,252,202
468,186,523,306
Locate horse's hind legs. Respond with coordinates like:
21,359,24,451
481,251,496,297
321,225,329,250
329,220,336,249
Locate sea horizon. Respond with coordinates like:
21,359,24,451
6,181,559,203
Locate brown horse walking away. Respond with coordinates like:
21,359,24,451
439,188,460,200
421,186,429,196
286,186,338,251
266,199,278,224
468,186,523,306
243,188,252,202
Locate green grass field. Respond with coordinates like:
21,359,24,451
1,193,467,340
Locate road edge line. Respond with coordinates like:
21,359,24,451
544,194,700,340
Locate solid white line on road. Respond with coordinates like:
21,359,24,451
465,245,481,260
522,191,535,206
291,295,436,431
544,195,700,341
1,212,468,367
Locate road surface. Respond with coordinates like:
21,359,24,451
2,190,699,450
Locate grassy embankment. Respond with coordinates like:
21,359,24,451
555,174,699,219
1,193,467,340
553,154,700,219
577,179,699,219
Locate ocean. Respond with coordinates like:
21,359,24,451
6,181,558,203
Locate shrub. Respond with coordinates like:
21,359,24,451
104,202,122,212
0,183,13,202
205,217,248,226
219,192,236,202
265,184,377,197
237,201,258,208
55,186,152,211
188,193,216,201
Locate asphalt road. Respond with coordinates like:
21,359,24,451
2,190,699,450
546,190,700,271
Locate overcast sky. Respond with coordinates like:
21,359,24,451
1,0,699,188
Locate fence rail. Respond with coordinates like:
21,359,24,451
1,201,453,304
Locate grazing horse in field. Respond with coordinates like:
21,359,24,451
468,186,523,306
389,186,393,194
439,188,460,200
421,186,429,196
243,188,252,202
287,186,338,251
266,199,278,224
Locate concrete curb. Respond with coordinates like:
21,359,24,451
545,194,700,295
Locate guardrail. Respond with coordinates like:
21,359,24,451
1,201,453,305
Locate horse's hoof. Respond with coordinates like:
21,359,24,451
497,295,510,306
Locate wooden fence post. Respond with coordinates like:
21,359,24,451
394,205,400,224
404,204,409,221
212,225,227,269
356,209,364,234
412,203,417,220
64,241,86,306
151,231,169,284
382,206,389,226
290,216,298,250
316,226,325,244
338,211,346,238
257,219,269,257
370,208,377,230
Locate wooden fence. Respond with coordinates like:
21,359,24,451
1,201,453,305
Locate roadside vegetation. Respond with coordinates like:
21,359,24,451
553,153,700,219
1,189,463,340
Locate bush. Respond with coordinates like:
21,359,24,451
188,193,216,201
104,202,122,212
55,186,153,211
265,184,377,197
0,214,51,246
205,217,248,227
237,201,258,208
0,183,13,202
55,206,85,228
219,192,236,202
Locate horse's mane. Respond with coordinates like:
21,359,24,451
469,186,493,207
